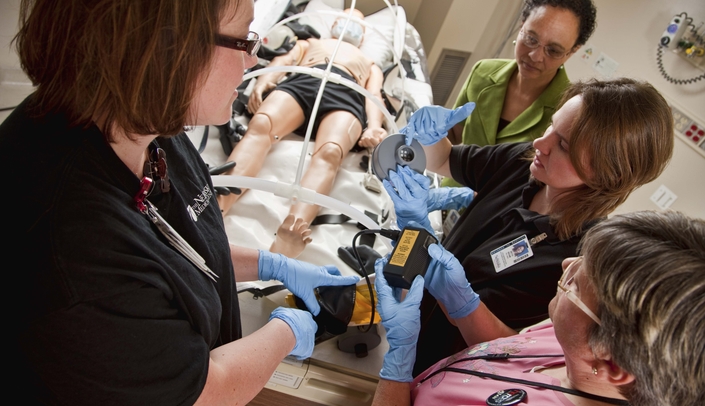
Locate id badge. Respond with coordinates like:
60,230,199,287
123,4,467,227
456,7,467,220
491,235,533,273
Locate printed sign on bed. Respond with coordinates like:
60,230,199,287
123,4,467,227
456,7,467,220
490,235,533,273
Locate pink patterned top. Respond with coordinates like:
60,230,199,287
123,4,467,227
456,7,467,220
411,323,576,405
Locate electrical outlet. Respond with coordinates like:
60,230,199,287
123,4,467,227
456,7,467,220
670,105,693,134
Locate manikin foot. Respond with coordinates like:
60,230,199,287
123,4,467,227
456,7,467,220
270,214,313,258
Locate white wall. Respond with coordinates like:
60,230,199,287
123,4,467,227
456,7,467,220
422,0,705,219
562,0,705,219
0,0,21,71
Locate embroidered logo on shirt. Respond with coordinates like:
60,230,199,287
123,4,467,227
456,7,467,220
187,185,213,222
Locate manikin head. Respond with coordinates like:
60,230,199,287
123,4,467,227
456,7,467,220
331,8,365,47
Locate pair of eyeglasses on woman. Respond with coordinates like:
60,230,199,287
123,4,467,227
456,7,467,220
215,31,261,57
519,29,572,59
557,256,602,325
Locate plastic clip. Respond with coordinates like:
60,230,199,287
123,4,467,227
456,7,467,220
134,177,153,213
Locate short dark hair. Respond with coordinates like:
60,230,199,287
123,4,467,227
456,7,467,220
15,0,238,140
521,0,597,47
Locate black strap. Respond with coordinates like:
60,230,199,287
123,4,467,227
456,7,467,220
311,211,379,247
237,284,287,299
311,214,352,226
418,353,630,406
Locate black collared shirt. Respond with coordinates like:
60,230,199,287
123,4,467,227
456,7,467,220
412,142,598,376
445,142,589,327
2,95,240,405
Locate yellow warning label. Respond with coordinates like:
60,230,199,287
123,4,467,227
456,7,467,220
389,229,419,266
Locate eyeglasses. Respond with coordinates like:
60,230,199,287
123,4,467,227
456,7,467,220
215,31,261,57
557,257,602,325
519,29,572,59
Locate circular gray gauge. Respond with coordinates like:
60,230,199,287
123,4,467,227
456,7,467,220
371,133,426,181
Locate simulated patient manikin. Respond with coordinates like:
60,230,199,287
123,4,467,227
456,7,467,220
331,19,364,47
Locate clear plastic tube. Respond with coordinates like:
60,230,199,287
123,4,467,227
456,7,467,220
212,175,392,249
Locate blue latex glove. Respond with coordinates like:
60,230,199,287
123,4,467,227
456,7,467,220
400,102,475,146
269,307,316,360
427,187,475,212
375,257,424,382
258,250,360,316
425,244,480,319
382,165,433,234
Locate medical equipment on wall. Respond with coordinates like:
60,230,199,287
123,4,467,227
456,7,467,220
656,12,705,85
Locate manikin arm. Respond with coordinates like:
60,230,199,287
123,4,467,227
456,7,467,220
358,63,388,149
247,39,310,113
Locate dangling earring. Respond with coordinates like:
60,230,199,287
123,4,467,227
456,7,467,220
512,40,517,46
592,367,598,375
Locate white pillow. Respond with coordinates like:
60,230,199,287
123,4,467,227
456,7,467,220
298,0,406,69
297,0,337,39
360,6,406,70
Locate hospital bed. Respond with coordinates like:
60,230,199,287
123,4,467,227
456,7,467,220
186,1,434,404
191,0,435,275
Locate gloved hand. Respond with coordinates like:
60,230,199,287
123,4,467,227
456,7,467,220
375,257,424,382
425,244,480,319
427,187,475,212
258,250,360,316
400,102,475,146
269,307,317,360
382,165,433,234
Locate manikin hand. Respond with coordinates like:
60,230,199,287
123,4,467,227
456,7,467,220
258,250,360,315
425,244,480,319
375,257,424,382
358,127,388,149
400,102,475,146
382,165,433,233
247,81,277,114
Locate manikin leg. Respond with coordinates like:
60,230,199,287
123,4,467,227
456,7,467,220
270,111,362,257
217,90,305,214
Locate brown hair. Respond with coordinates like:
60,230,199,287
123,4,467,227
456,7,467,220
14,0,236,140
530,78,674,239
580,211,705,406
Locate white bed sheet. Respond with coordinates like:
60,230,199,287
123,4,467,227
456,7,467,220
187,126,396,278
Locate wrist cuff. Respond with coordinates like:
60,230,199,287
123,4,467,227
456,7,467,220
448,292,480,319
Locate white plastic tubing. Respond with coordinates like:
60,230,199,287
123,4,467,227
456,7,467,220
213,1,404,242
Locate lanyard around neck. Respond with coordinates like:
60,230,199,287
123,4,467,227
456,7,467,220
418,353,630,406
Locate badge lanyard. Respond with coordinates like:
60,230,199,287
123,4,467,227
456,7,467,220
417,353,630,406
135,177,218,282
